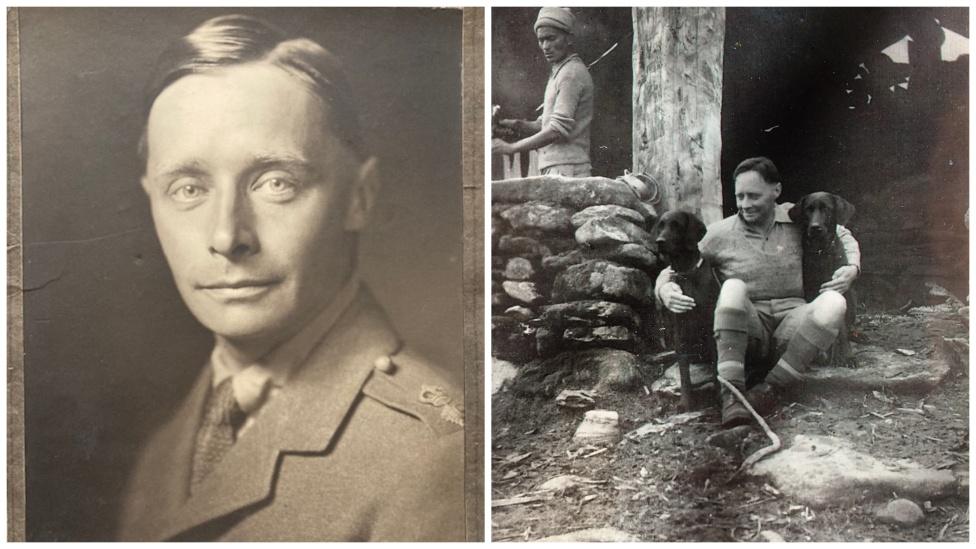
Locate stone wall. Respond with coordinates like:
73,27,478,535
491,175,665,377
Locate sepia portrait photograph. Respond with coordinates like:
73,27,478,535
8,6,482,541
490,6,968,542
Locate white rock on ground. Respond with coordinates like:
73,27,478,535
573,410,620,444
537,474,592,493
537,527,641,542
875,498,925,527
750,434,958,507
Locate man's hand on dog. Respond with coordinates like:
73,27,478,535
819,265,858,294
660,282,697,313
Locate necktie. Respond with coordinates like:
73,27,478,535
190,377,247,491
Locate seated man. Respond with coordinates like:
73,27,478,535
656,157,860,428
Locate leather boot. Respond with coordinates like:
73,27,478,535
720,384,751,428
744,382,780,416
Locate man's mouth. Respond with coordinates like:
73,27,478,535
197,279,280,300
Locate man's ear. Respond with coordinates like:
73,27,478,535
344,156,380,231
831,194,856,225
772,182,782,200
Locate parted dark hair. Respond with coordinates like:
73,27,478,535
138,14,366,161
732,156,781,184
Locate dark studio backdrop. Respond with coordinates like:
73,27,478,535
15,8,462,540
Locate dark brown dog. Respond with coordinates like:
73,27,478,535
653,210,720,408
788,192,857,365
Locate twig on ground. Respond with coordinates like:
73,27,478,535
717,377,782,480
938,513,957,540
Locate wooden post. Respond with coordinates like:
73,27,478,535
633,7,725,225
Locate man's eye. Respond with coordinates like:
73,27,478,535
252,175,299,201
168,182,207,203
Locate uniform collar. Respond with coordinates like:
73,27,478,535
210,274,362,389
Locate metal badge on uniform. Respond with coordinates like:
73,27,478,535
418,385,464,427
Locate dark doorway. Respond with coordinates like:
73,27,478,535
721,7,969,304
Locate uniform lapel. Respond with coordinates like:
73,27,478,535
156,288,400,540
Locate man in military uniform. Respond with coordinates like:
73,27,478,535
117,14,464,541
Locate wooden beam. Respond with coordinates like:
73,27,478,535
633,7,725,224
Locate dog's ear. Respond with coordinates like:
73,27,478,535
831,194,855,225
649,215,663,239
685,212,707,249
788,196,806,223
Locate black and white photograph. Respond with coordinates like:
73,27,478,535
8,7,482,541
490,7,969,542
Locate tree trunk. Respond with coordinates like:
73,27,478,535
633,7,725,225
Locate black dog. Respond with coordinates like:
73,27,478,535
653,210,721,408
788,192,857,365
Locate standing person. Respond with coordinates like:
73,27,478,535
116,14,464,541
492,7,594,177
656,157,860,430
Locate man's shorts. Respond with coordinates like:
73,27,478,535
541,163,592,177
741,297,812,380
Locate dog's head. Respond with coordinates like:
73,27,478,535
788,192,855,241
652,210,707,266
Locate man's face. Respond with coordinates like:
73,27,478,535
142,63,374,347
536,26,571,64
734,170,781,226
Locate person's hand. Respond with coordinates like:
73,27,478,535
820,265,858,294
492,138,515,156
659,282,696,313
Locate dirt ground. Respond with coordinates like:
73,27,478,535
491,301,969,542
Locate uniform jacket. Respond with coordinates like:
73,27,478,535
116,288,465,541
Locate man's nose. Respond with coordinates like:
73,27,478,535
208,191,258,259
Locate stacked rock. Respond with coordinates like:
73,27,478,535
491,175,664,383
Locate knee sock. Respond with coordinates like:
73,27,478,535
766,319,838,388
714,306,749,387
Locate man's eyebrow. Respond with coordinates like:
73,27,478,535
148,160,208,181
247,153,319,176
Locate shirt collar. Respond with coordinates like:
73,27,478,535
210,274,362,389
550,53,581,77
735,203,794,231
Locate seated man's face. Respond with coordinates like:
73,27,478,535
142,63,365,346
734,170,781,226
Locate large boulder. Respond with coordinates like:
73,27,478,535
541,249,588,274
571,204,647,228
504,257,536,281
497,235,551,259
750,434,959,507
551,260,654,307
805,343,952,394
492,315,535,363
564,325,637,352
499,201,574,233
575,217,655,249
539,300,641,330
510,348,644,395
492,176,647,211
601,243,661,272
502,281,544,305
